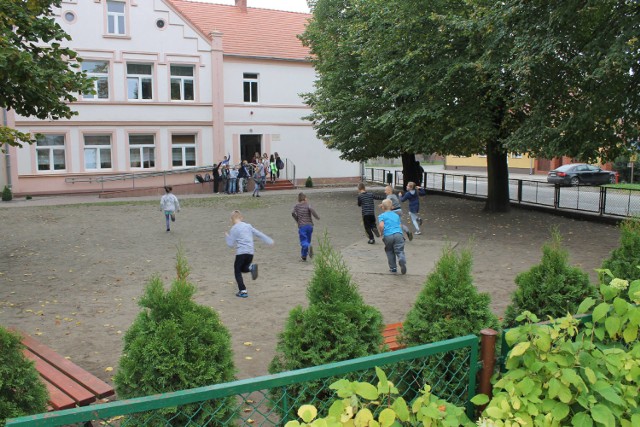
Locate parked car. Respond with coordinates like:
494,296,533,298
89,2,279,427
547,163,617,186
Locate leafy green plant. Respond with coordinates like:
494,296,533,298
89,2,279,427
25,195,32,200
305,176,314,188
2,185,12,202
601,218,640,282
503,229,596,328
0,327,48,424
114,250,236,426
284,367,473,427
269,233,384,418
475,275,640,426
401,246,499,402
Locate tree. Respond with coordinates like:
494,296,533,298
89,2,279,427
0,0,93,147
302,0,639,211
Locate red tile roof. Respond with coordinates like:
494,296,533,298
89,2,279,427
166,0,311,61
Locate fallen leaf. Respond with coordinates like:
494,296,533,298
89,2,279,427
243,342,253,346
105,367,113,372
245,356,253,360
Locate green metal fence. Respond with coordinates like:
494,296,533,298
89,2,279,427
7,334,479,426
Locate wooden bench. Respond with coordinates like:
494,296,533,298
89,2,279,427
19,332,115,411
383,322,406,351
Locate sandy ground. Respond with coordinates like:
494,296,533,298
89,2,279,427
0,187,621,398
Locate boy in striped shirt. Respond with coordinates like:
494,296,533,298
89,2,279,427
357,183,381,244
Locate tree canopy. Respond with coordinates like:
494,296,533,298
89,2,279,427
0,0,92,147
302,0,640,211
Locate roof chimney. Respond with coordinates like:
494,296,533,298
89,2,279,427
235,0,247,13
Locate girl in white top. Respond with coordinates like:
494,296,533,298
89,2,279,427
160,186,180,232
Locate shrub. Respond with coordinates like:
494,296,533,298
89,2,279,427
305,176,313,187
25,195,32,200
284,367,474,427
0,327,48,424
401,246,499,403
1,185,12,202
476,275,640,426
269,234,384,418
502,229,596,328
601,218,640,283
114,250,236,426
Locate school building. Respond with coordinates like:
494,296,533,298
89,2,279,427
1,0,359,196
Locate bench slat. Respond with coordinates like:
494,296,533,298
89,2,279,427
24,349,96,407
20,333,114,398
39,376,77,410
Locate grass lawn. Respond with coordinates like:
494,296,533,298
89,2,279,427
605,183,640,190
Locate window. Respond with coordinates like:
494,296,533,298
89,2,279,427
64,11,75,23
84,135,112,169
129,134,155,168
127,63,153,100
106,0,126,35
171,135,196,167
36,135,66,171
170,65,194,101
82,60,109,99
243,73,258,103
511,153,523,159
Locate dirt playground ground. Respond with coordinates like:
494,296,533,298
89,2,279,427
0,187,622,399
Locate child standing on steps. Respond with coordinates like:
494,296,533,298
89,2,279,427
160,186,180,232
225,210,274,298
292,192,320,261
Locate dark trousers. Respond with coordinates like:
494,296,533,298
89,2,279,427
234,253,254,292
362,214,376,240
213,176,220,193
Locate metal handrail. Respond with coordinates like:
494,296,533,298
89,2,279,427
64,165,216,184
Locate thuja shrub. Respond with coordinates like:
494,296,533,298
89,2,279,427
1,185,12,202
0,327,48,424
502,229,596,328
114,251,236,426
601,218,640,283
269,233,384,418
401,246,499,403
476,276,640,426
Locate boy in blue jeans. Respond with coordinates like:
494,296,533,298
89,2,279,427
378,199,407,274
399,181,426,235
292,192,320,261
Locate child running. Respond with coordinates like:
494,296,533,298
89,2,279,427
160,186,180,232
292,192,320,261
225,210,274,298
378,199,407,274
382,185,413,241
399,181,426,235
357,183,380,244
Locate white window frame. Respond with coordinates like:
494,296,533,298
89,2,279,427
84,135,112,170
82,60,109,100
127,63,153,100
129,134,155,169
36,134,66,171
170,65,195,101
106,0,126,35
511,153,523,159
171,135,196,168
243,73,259,103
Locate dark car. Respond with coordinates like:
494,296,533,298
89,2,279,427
547,163,617,186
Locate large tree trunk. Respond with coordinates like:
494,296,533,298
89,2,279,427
484,139,510,212
401,153,417,191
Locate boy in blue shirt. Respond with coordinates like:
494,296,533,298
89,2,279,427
399,181,426,235
378,199,407,274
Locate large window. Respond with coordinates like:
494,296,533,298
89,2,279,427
82,60,109,99
170,65,195,101
243,73,258,103
129,134,155,169
84,135,112,169
106,0,126,35
127,63,153,100
36,135,66,171
171,135,196,167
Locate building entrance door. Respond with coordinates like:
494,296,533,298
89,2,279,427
240,135,262,162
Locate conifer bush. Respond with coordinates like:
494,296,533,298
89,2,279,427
400,246,499,403
601,218,640,283
1,185,12,202
268,234,384,418
305,176,313,187
114,251,236,426
502,229,596,328
0,326,48,424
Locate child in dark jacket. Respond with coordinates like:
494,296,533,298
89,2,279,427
399,181,426,235
357,183,381,244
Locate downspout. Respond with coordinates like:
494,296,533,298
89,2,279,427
2,108,11,189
